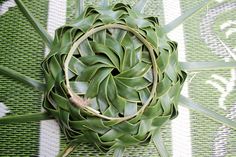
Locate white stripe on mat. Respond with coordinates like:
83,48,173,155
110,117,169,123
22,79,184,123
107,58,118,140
0,0,16,16
0,102,10,117
163,0,192,157
39,1,66,157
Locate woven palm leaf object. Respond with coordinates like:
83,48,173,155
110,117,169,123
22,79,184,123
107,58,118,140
42,1,186,154
0,0,236,157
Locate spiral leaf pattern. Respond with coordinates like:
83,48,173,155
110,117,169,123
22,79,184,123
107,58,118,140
41,3,186,152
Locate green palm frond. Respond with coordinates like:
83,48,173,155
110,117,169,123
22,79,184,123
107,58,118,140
14,0,53,48
0,0,236,157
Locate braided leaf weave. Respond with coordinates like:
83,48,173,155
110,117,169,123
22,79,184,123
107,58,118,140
42,3,186,152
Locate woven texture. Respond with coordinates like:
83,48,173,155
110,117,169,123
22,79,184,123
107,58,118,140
0,0,48,156
0,0,235,157
181,0,236,156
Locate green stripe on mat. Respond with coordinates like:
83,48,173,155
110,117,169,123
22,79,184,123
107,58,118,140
0,0,48,156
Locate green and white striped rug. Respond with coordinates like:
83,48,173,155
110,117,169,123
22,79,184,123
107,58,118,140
0,0,235,156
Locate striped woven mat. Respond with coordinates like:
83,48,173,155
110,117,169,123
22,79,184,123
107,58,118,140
0,0,235,156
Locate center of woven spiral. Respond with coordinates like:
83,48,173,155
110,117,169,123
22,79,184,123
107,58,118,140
63,23,159,120
111,68,120,76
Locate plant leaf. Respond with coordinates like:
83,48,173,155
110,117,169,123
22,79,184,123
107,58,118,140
115,76,150,90
113,147,125,157
162,0,210,33
91,42,120,69
117,62,150,78
79,39,95,56
0,112,52,124
14,0,53,48
75,0,84,18
70,81,88,94
152,129,169,157
0,65,45,91
86,68,113,98
115,78,140,102
180,61,236,71
78,64,112,81
100,0,109,7
107,76,126,114
179,95,236,129
56,142,78,157
133,0,148,13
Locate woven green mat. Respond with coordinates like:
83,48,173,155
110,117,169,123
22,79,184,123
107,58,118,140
0,0,47,156
181,0,236,156
0,0,235,156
